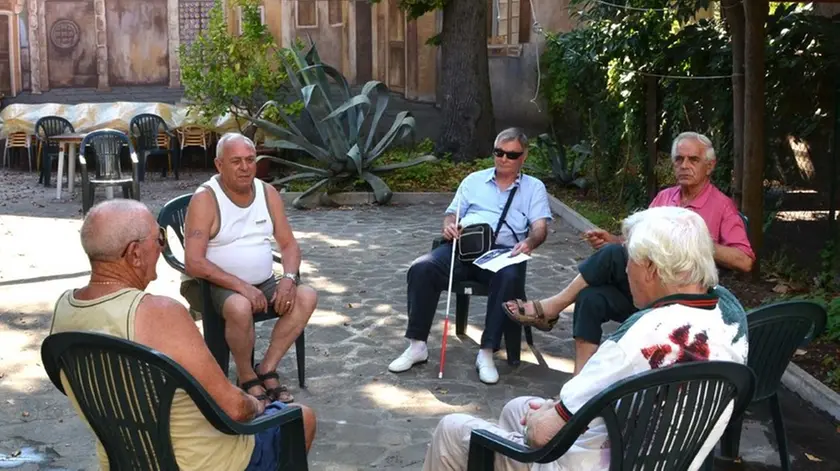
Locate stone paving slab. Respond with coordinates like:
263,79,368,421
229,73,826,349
1,168,840,470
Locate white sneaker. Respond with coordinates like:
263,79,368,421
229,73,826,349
388,344,429,373
476,353,499,384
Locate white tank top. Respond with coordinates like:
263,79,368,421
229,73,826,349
202,176,274,285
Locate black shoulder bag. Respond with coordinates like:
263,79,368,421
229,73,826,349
456,187,518,262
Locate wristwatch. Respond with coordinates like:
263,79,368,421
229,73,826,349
281,272,300,286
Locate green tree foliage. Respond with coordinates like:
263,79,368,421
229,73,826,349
179,0,294,130
541,1,840,212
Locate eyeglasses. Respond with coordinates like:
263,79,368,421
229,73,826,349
120,227,166,258
493,148,524,160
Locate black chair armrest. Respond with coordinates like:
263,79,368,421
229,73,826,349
223,404,305,436
272,251,283,264
469,426,578,466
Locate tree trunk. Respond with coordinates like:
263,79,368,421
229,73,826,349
723,0,746,209
742,0,768,277
435,0,495,162
645,75,658,201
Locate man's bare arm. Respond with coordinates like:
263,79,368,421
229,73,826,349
264,184,301,275
714,244,754,273
525,219,549,251
134,296,258,422
183,190,251,293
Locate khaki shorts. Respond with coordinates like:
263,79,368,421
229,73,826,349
180,274,279,318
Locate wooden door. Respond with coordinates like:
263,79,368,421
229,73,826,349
0,15,10,94
385,0,405,92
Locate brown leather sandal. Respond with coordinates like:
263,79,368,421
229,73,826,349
255,365,294,403
502,299,558,332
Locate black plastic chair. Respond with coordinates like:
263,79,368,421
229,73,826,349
79,130,141,214
467,361,756,471
41,331,309,470
158,194,306,387
34,116,74,187
129,113,178,181
431,238,534,366
720,301,826,470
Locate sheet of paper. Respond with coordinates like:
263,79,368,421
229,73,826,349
472,248,531,272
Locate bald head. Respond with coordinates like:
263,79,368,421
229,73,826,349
81,199,154,261
216,132,256,162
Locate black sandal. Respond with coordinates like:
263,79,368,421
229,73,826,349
239,377,270,404
255,365,294,403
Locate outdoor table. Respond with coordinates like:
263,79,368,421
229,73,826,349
52,132,116,200
52,132,86,200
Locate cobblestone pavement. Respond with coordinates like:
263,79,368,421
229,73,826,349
1,168,839,470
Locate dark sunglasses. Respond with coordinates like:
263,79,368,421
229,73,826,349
120,227,166,258
493,148,524,160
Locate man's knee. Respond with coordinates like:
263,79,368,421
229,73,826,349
433,413,474,445
499,396,537,426
221,294,254,323
294,285,318,319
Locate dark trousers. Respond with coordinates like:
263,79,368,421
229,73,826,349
405,243,526,350
572,243,637,345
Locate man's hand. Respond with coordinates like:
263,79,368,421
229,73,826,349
247,391,266,418
510,240,532,257
240,283,268,314
522,399,565,448
582,229,617,250
442,223,462,241
271,278,297,316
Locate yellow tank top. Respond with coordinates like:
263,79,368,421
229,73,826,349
50,288,255,470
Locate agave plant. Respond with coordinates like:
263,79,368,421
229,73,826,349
536,133,588,189
248,43,437,208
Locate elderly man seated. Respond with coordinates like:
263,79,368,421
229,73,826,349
504,131,754,374
182,132,317,404
49,199,316,470
423,206,749,471
388,127,553,384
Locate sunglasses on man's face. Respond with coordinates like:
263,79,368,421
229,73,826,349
493,148,524,160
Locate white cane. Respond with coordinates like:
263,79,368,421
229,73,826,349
438,191,462,379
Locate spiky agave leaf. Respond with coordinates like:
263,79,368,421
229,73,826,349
292,177,331,209
366,111,417,165
359,81,390,154
256,155,330,175
369,154,438,173
249,118,332,165
360,171,393,205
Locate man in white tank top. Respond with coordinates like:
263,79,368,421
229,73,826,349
182,133,318,406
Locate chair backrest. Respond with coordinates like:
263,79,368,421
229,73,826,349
740,212,749,232
80,130,133,181
6,131,29,147
745,301,826,401
536,361,755,469
157,193,193,273
41,332,240,470
180,126,208,148
130,114,168,150
35,116,74,145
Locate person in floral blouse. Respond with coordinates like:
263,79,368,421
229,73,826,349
422,205,749,471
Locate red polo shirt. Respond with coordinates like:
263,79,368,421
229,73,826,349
649,183,755,260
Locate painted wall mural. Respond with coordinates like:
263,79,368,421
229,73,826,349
106,0,169,86
45,0,96,88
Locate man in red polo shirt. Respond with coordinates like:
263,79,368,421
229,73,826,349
503,132,754,374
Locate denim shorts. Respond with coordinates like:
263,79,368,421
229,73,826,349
245,401,288,471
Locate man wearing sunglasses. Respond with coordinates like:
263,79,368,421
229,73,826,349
49,199,316,470
388,128,552,384
503,131,754,376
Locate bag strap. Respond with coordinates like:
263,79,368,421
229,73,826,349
493,186,518,244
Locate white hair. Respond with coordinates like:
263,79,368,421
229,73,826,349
671,132,716,162
494,127,529,148
622,206,718,289
81,199,152,261
216,132,256,160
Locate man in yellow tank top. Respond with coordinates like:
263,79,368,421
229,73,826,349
50,199,316,470
182,133,317,405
